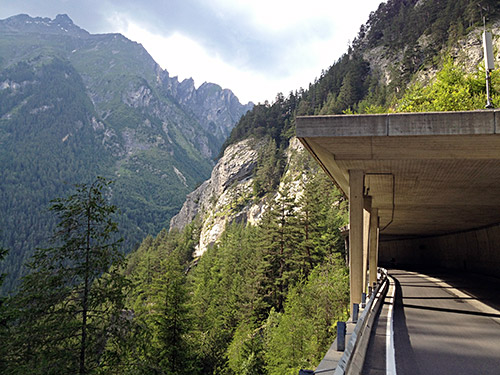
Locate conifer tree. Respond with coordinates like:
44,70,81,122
153,258,192,374
8,177,128,375
258,180,302,313
0,247,9,373
298,170,347,269
124,253,193,375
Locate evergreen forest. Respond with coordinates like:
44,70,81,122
1,0,500,374
1,57,498,373
0,14,251,293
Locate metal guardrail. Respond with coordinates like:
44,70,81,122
299,268,389,375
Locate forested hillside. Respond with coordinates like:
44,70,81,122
153,0,500,373
1,0,500,374
224,0,500,149
0,14,252,293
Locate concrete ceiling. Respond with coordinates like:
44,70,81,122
296,110,500,237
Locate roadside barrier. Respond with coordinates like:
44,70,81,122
299,268,389,375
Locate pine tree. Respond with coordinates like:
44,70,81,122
298,169,347,269
0,247,9,373
7,177,129,375
153,258,192,374
264,255,349,375
258,181,303,313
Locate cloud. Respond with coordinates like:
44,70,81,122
0,0,382,103
102,0,280,72
100,0,381,95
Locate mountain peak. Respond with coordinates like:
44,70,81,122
54,14,74,26
0,13,89,38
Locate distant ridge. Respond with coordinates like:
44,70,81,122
0,13,252,293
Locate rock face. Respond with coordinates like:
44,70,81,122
183,82,254,142
0,13,253,291
170,136,311,256
0,13,90,38
362,20,500,89
0,13,253,161
170,138,266,256
161,77,254,154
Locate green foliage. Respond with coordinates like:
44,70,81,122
264,255,349,375
227,320,266,375
253,137,285,197
183,153,348,374
298,169,348,265
358,0,500,53
189,223,263,374
4,178,129,375
0,247,7,294
396,58,499,112
0,247,9,372
222,92,298,152
0,54,213,294
222,0,500,154
0,20,239,293
99,223,199,374
4,1,500,373
257,179,305,313
108,149,349,375
0,58,108,293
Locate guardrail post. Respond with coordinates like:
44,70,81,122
368,286,373,298
361,292,366,308
353,303,359,323
337,321,346,351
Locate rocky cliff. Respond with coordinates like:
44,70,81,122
170,136,308,256
170,137,265,255
0,13,252,292
165,78,254,148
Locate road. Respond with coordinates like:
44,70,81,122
363,269,500,375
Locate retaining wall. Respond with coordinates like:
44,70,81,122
379,223,500,275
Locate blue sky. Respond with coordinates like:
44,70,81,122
1,0,383,104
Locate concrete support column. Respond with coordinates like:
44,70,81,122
369,208,379,287
349,170,364,312
363,197,372,295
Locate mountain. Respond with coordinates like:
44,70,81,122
3,1,500,374
171,0,500,254
0,13,252,292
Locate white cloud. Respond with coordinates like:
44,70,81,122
111,18,260,103
1,1,383,104
107,1,382,104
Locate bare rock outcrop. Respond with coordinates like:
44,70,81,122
170,138,266,256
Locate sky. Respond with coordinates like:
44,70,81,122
1,0,383,104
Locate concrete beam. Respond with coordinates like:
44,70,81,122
296,110,498,138
349,170,364,311
298,138,349,196
297,112,500,237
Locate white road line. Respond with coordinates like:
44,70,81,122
409,271,500,324
386,276,397,375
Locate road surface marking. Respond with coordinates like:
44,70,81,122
386,276,397,375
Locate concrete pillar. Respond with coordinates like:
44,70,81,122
369,208,379,287
349,170,364,312
363,197,372,294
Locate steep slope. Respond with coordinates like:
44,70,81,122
170,135,314,256
136,2,500,374
0,14,252,292
170,137,267,255
171,0,500,254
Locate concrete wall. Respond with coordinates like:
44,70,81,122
379,223,500,276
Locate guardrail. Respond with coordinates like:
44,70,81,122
299,268,389,375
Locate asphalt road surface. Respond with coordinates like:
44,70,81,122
364,269,500,375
